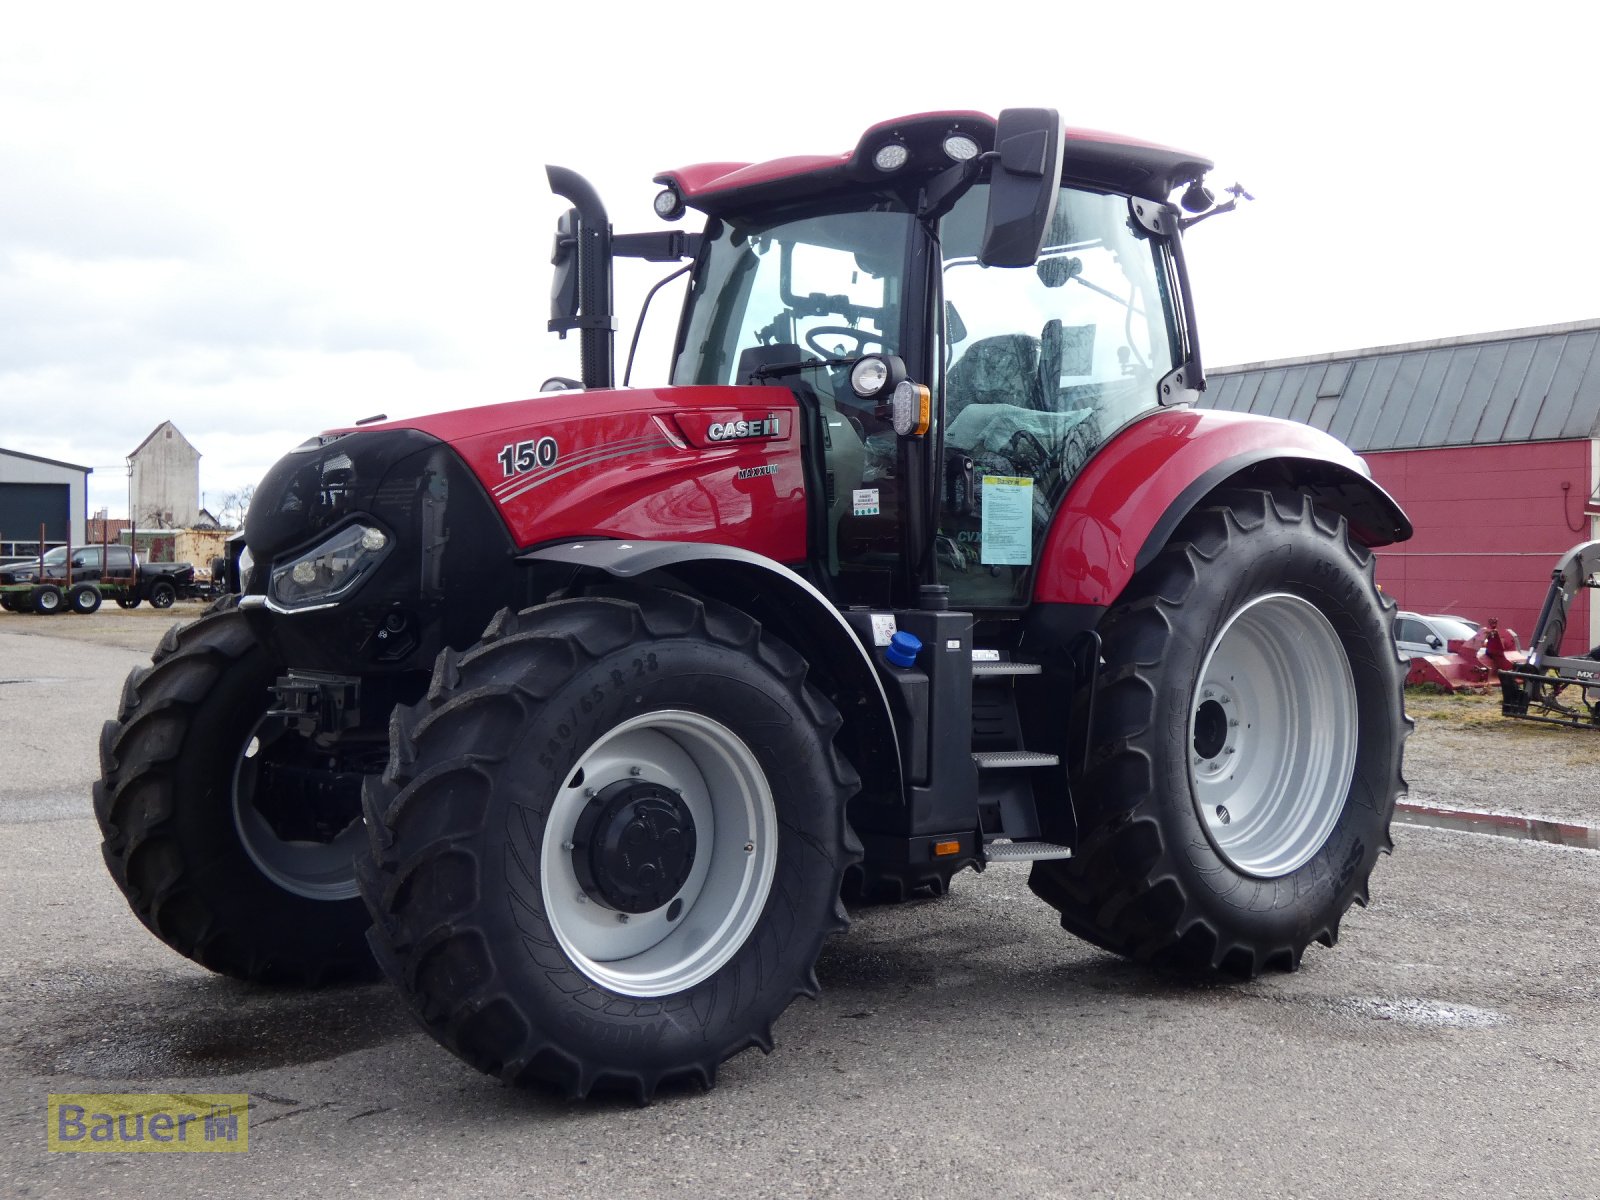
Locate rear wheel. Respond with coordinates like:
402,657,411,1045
116,594,141,609
69,584,102,614
94,599,377,983
148,580,177,609
359,591,860,1099
31,584,63,614
1030,489,1407,977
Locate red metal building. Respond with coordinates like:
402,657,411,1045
1204,320,1600,653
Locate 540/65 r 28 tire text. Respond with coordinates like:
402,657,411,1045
1031,489,1408,977
359,590,861,1101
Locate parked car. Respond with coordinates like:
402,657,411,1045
0,544,197,610
1394,611,1479,660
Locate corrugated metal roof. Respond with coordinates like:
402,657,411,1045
1203,319,1600,451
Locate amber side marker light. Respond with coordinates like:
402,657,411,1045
933,840,962,857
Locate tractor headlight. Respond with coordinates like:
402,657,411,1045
850,355,891,398
268,521,392,610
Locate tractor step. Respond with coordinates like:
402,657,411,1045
972,660,1042,677
983,840,1073,863
972,750,1059,770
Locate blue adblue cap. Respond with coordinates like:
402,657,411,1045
885,630,923,669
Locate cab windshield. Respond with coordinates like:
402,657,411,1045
671,205,915,386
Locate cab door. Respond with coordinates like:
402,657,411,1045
934,184,1184,609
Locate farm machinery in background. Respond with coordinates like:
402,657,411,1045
1401,613,1524,694
0,522,199,614
1498,540,1600,728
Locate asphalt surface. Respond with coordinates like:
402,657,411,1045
2,610,1597,1198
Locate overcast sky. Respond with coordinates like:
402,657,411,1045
4,4,1596,518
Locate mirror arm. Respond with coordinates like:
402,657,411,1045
918,153,995,225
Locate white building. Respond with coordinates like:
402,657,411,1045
129,421,201,529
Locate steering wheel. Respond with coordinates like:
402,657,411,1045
804,326,883,359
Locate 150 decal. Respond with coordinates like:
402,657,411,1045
497,437,560,477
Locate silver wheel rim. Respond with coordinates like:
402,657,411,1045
1188,592,1357,878
231,717,363,900
541,710,777,998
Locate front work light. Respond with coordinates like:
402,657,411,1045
942,133,981,162
653,187,685,221
872,143,909,172
268,521,393,610
890,380,931,437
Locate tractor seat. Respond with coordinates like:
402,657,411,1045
945,333,1042,421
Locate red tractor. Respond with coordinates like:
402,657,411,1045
95,110,1411,1099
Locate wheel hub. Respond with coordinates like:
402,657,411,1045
1192,694,1231,762
572,781,697,913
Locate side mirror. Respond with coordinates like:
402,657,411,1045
550,208,580,327
1428,636,1442,650
979,108,1064,268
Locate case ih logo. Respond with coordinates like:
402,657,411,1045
707,415,781,442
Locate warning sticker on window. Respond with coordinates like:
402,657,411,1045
980,476,1033,566
852,488,880,517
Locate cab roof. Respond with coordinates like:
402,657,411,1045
655,110,1213,216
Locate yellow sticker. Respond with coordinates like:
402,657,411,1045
48,1094,249,1153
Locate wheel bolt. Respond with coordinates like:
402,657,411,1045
616,912,630,924
630,766,643,777
743,842,755,854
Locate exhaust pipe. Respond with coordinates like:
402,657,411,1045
546,166,615,390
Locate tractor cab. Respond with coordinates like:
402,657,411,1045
553,109,1213,611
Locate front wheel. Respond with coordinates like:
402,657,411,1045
31,584,63,614
116,594,141,609
94,600,377,983
359,591,860,1100
1031,489,1408,977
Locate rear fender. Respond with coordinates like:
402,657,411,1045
521,540,902,805
1034,409,1411,606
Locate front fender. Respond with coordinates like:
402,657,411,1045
1034,408,1411,606
521,540,903,807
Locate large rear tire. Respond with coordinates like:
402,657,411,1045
94,599,377,983
1030,490,1408,977
359,591,860,1100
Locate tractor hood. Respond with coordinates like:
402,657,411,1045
305,383,810,564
